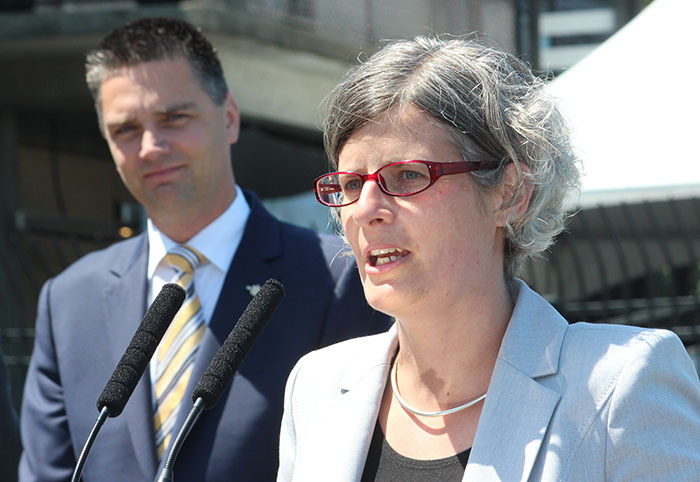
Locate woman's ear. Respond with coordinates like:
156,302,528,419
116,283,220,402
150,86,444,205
495,162,533,228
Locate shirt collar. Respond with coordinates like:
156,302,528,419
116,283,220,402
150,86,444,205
147,185,251,278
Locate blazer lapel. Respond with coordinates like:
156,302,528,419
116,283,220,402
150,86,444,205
185,190,282,389
162,191,283,470
101,235,157,480
465,281,568,482
313,326,398,481
465,361,560,481
204,190,283,347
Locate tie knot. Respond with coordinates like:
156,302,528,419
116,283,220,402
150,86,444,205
165,245,206,275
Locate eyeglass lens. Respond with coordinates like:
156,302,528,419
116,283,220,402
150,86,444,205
316,161,432,206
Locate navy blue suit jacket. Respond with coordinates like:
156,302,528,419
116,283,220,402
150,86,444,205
19,191,389,482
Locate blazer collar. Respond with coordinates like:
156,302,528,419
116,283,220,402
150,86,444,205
465,280,568,481
235,190,283,262
498,279,567,378
106,233,149,279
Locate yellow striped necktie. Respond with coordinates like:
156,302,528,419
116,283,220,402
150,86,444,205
153,245,207,460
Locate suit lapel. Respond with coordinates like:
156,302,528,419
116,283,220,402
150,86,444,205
164,191,283,469
101,235,158,480
465,361,560,481
203,190,283,347
312,327,398,481
464,281,568,482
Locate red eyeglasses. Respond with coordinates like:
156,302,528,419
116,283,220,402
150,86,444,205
313,159,497,207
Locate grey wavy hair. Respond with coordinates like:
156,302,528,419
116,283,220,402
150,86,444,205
323,36,581,280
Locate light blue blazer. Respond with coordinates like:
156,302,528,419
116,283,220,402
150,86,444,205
278,280,700,481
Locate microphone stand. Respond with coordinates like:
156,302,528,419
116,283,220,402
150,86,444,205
156,398,206,482
71,406,110,482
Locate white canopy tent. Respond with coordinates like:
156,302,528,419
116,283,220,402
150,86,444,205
546,0,700,208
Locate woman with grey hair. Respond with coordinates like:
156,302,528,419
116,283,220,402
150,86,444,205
278,37,700,481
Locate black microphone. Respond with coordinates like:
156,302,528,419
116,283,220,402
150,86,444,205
71,283,186,482
157,279,285,482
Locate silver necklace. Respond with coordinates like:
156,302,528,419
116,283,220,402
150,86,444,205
390,361,486,417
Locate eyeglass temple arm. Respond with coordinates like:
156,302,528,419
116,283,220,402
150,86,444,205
436,161,497,176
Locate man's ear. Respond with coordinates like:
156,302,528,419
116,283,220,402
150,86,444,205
224,93,240,144
495,162,533,228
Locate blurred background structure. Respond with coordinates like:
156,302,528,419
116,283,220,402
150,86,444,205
536,0,700,357
2,0,698,429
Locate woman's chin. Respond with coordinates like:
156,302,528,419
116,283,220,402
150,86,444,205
361,282,408,319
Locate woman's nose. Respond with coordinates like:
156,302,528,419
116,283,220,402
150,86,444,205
348,178,394,226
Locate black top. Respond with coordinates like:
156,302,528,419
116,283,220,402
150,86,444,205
361,422,470,482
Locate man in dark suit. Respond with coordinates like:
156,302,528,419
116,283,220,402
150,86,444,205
19,17,388,482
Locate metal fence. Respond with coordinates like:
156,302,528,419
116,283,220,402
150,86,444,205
523,197,700,346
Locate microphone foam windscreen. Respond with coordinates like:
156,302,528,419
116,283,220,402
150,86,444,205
97,283,185,417
192,279,285,410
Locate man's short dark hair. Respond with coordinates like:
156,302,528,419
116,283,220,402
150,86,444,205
85,17,229,108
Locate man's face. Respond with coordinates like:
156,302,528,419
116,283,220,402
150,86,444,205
99,58,239,230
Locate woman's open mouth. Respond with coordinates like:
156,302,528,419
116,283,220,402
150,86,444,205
368,247,409,267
